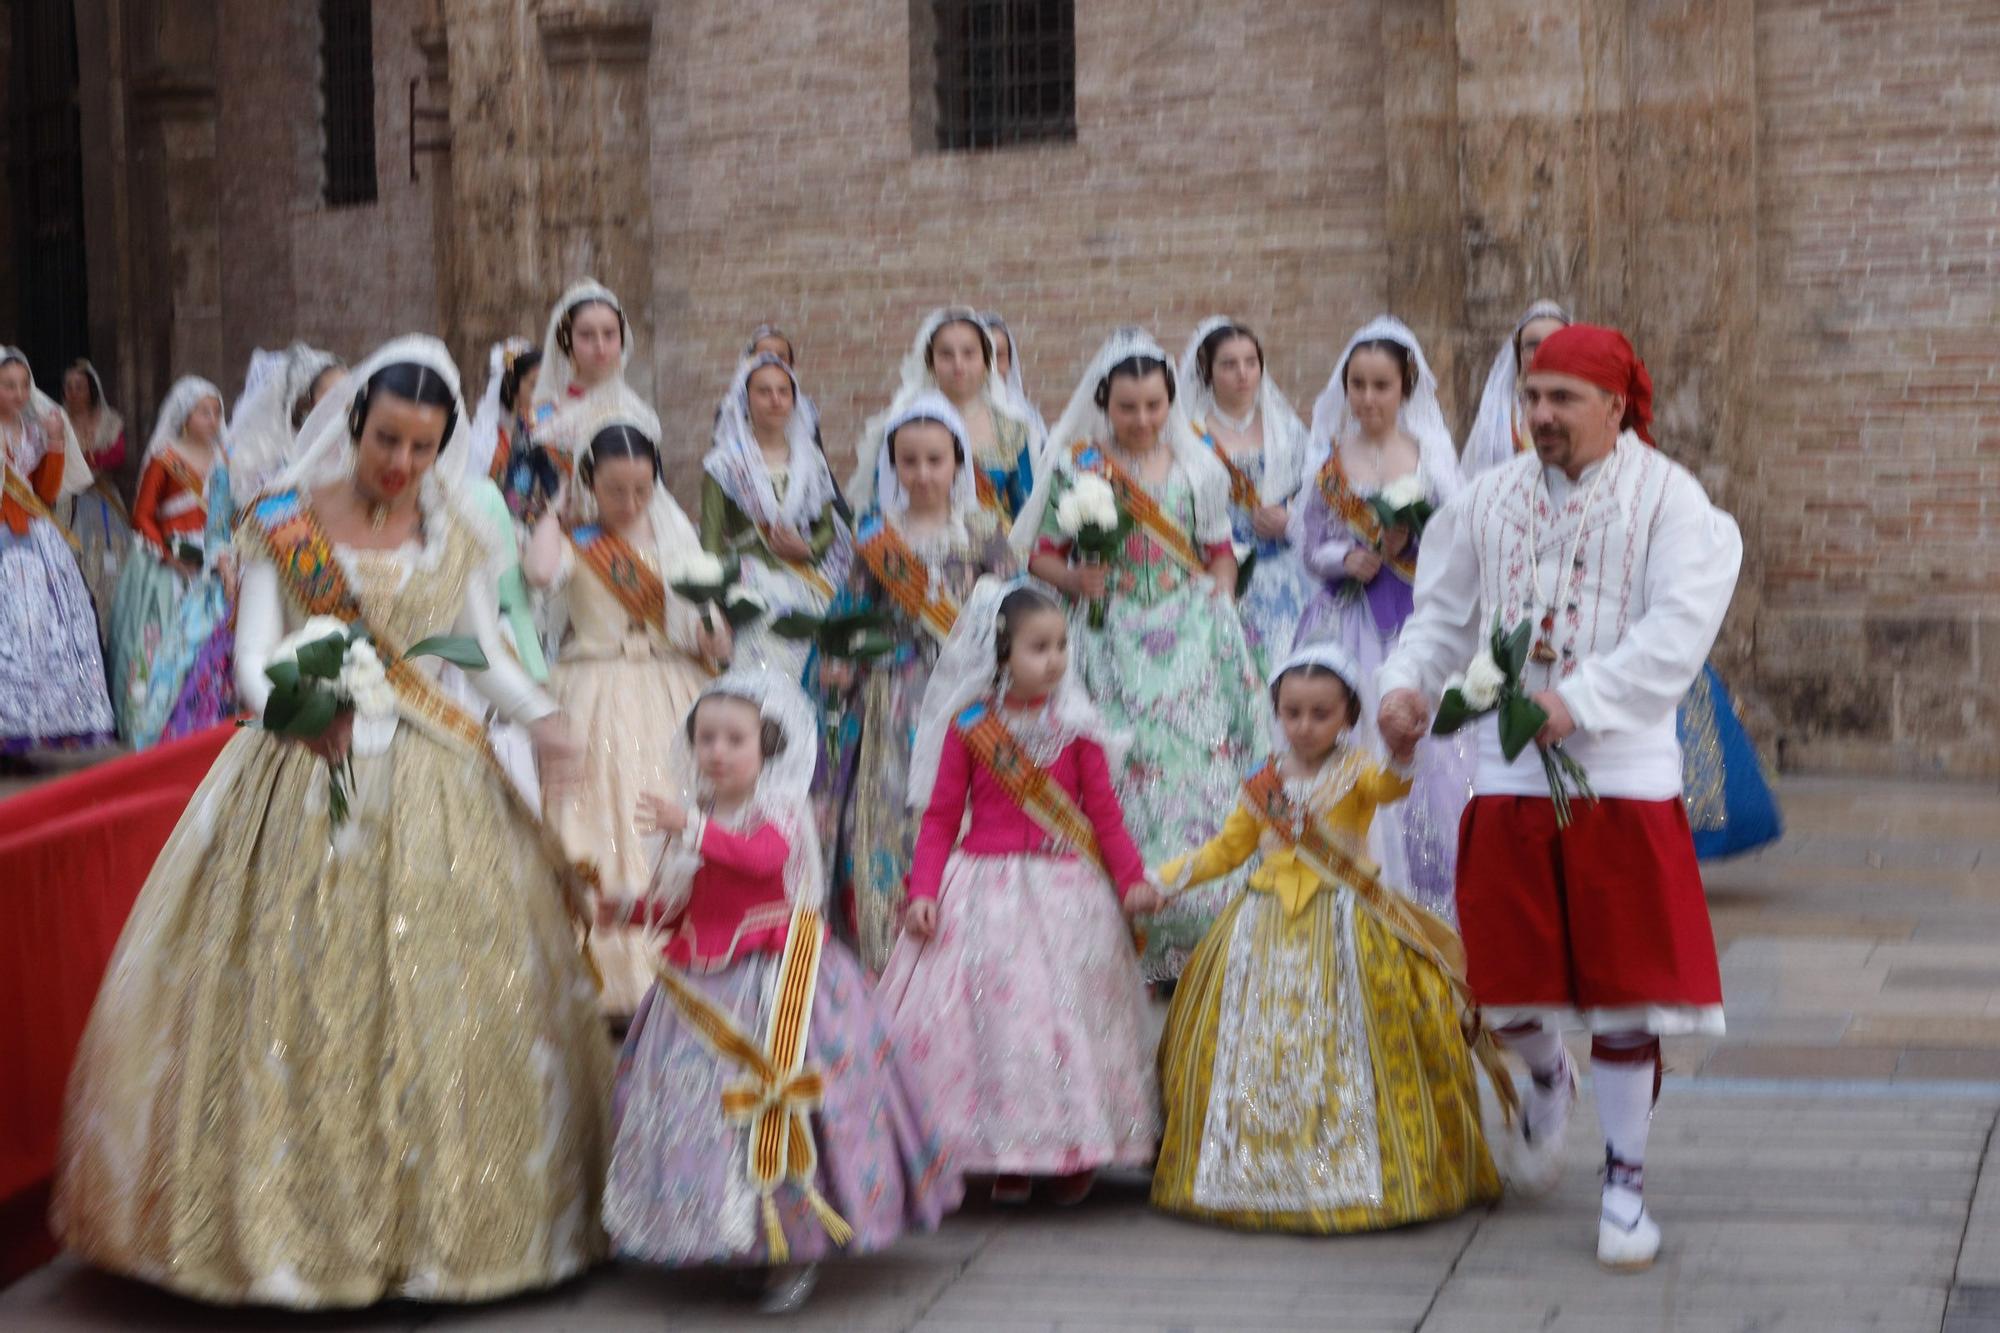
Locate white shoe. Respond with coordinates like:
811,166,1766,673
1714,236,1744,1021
757,1263,820,1314
1597,1206,1662,1271
1508,1049,1577,1197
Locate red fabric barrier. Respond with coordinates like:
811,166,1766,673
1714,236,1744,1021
0,723,233,1286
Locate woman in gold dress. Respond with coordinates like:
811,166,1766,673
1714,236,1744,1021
53,337,611,1308
525,418,727,1018
1151,642,1501,1233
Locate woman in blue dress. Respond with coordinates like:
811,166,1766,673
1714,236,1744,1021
1177,316,1316,677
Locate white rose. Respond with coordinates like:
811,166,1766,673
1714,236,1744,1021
353,680,398,720
668,551,725,586
1055,492,1085,535
339,641,389,703
1071,475,1116,510
1461,650,1507,710
727,587,767,613
1379,474,1428,511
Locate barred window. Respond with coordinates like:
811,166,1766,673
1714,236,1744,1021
932,0,1075,152
320,0,377,207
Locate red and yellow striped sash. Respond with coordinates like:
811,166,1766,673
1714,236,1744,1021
653,905,853,1262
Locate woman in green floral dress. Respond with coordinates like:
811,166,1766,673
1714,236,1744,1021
1014,328,1268,983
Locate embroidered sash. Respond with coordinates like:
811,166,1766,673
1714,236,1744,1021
489,427,513,485
653,905,853,1262
243,490,605,971
1239,762,1519,1123
156,448,208,505
3,464,82,552
855,515,960,643
1071,440,1207,578
973,467,1001,513
757,525,836,600
570,525,667,634
1196,422,1261,511
1315,450,1416,584
958,703,1107,876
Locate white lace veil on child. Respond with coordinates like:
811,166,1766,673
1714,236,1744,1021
643,668,827,935
906,574,1130,812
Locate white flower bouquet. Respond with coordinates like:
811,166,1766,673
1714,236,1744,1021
259,617,488,829
1056,473,1127,629
664,550,764,628
1369,472,1435,540
1432,616,1596,827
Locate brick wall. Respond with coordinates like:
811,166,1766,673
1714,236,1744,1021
1750,0,2000,777
646,0,1390,494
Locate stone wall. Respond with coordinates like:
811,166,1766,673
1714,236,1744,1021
26,0,1998,778
1749,0,2000,778
645,0,1392,496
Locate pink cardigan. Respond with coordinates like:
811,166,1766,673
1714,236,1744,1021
906,715,1146,903
628,819,796,971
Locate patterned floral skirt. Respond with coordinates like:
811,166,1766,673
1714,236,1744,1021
0,519,115,752
1072,582,1268,981
875,852,1160,1175
605,937,961,1267
1153,883,1499,1232
106,548,191,746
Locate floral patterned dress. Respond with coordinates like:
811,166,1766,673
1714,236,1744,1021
820,508,1015,971
1037,453,1268,981
1213,444,1315,679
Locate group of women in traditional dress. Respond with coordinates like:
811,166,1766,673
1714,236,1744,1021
40,284,1780,1314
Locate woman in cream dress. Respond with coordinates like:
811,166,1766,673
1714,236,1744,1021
53,337,609,1308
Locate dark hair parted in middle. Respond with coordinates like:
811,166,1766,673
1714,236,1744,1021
580,421,662,487
885,415,966,467
1342,338,1418,399
1093,355,1177,412
347,360,460,447
555,297,628,358
923,317,992,371
1195,323,1264,388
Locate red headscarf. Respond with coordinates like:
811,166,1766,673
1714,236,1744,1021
1526,324,1654,444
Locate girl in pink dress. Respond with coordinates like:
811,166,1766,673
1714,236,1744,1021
876,578,1162,1205
601,669,959,1314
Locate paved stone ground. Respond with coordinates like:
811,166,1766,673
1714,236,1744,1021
9,774,2000,1331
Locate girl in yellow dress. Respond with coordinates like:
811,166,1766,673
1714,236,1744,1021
1150,641,1503,1233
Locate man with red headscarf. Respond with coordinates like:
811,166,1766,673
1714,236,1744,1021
1377,324,1741,1271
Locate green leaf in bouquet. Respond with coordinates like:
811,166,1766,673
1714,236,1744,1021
1497,690,1548,763
838,629,898,661
722,595,766,628
1233,547,1258,599
1496,618,1533,680
278,688,340,740
404,634,489,670
261,682,304,732
264,659,301,694
669,579,727,604
1367,496,1400,533
769,611,826,641
294,632,349,681
1431,688,1473,736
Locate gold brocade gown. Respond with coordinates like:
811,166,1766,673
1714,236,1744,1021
542,539,713,1017
1152,750,1500,1233
53,507,611,1308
